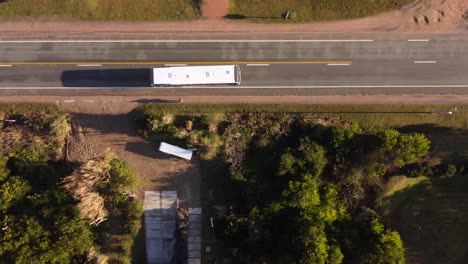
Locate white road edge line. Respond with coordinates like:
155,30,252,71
408,39,430,42
164,64,188,66
0,65,12,67
246,64,270,66
327,63,351,66
77,64,102,67
4,85,468,90
0,39,375,43
414,61,437,64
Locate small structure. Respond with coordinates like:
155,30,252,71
144,191,178,264
159,142,194,160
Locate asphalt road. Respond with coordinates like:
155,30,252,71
0,34,467,89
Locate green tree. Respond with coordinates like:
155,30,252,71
377,128,400,151
299,139,327,178
364,218,405,264
394,133,430,167
0,176,31,212
283,174,320,210
0,215,93,264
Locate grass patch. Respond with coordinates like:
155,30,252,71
383,175,428,197
382,176,468,264
228,0,413,23
0,0,201,21
0,103,64,116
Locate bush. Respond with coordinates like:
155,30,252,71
404,162,434,178
439,164,457,179
109,159,135,191
199,134,223,160
50,114,71,139
393,133,430,167
125,201,143,237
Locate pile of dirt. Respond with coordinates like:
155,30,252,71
399,0,468,31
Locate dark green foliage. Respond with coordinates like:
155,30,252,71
0,158,94,263
393,133,430,167
0,175,31,212
136,106,437,263
109,158,135,192
96,158,142,263
404,162,434,178
377,128,400,151
362,218,405,264
124,201,143,238
440,164,457,179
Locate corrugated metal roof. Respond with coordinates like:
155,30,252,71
159,142,193,160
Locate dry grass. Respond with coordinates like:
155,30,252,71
383,175,428,197
63,153,114,225
228,0,413,22
0,0,201,21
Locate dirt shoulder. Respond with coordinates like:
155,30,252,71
0,0,465,34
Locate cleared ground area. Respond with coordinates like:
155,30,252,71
0,0,201,21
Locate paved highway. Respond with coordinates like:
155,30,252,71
0,34,467,89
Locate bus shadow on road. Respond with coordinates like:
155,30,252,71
61,68,151,87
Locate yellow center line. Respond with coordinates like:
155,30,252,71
0,61,352,65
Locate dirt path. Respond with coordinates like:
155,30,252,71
0,0,465,34
201,0,229,19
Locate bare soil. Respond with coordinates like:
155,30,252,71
201,0,229,19
0,0,465,33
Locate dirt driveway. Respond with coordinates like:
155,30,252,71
55,97,200,207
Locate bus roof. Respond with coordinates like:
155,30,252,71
152,65,238,86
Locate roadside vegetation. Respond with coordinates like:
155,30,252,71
0,0,201,21
137,103,468,263
228,0,413,22
0,104,141,264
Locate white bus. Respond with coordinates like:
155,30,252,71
151,65,241,87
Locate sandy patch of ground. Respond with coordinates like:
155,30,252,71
399,0,468,31
0,0,465,33
201,0,229,19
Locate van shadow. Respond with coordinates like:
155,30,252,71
61,68,151,87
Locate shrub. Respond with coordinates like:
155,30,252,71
185,120,193,131
50,114,71,139
161,113,174,125
439,164,457,179
199,134,223,160
393,133,430,167
377,128,400,151
125,201,143,237
404,162,434,178
109,159,135,191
